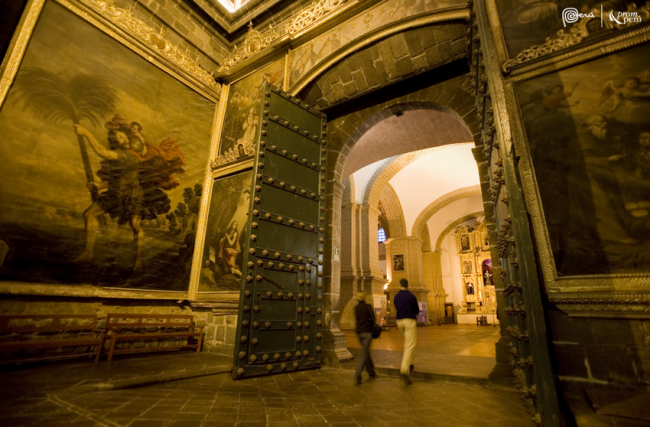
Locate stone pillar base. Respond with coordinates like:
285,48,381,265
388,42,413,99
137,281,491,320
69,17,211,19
322,328,353,368
488,336,514,384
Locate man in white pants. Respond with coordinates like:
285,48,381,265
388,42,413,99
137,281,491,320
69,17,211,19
393,278,419,385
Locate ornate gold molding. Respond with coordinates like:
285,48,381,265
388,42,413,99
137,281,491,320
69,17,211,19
285,0,348,35
84,0,221,94
211,137,255,169
218,22,279,73
0,282,188,300
503,5,650,73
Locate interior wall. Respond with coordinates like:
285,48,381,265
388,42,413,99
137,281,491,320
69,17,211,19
0,297,237,357
445,234,463,308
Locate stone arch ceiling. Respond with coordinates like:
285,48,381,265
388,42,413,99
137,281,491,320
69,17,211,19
434,211,483,252
342,108,473,179
412,185,483,238
329,76,479,182
423,194,484,250
367,144,479,234
379,184,407,238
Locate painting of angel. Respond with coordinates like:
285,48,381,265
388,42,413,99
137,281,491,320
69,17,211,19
516,42,650,276
0,1,215,291
220,59,284,163
597,71,650,123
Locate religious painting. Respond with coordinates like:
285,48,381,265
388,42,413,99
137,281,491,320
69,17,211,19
218,59,284,163
516,42,650,276
199,169,253,292
494,0,639,58
0,1,216,292
288,0,466,87
392,254,405,271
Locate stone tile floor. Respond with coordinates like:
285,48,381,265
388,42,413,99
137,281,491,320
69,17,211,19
344,325,501,379
1,324,644,427
0,362,535,427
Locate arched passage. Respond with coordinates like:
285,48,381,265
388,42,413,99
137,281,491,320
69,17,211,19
293,21,483,365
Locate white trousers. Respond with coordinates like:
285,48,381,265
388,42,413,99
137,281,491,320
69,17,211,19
396,318,417,375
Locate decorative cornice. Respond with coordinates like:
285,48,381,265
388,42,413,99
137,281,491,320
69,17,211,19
84,0,221,95
550,292,650,319
285,0,348,36
217,22,279,73
503,5,650,73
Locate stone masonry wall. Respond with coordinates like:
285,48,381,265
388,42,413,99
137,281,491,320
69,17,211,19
299,21,468,108
0,297,230,358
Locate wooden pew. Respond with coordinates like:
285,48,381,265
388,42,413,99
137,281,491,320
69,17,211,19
104,314,203,362
0,314,104,364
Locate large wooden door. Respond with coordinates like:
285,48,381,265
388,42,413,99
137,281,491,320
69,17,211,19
232,83,326,379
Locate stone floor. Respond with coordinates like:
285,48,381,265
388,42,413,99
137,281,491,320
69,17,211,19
343,324,500,380
0,352,535,427
1,325,646,427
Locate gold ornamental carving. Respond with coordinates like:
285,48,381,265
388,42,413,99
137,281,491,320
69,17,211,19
211,137,256,169
285,0,348,35
218,22,279,73
84,0,220,94
502,5,650,73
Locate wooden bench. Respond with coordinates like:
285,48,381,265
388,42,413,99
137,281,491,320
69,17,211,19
0,314,104,364
104,314,203,362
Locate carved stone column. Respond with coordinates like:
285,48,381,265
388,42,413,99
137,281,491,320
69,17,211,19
323,179,352,366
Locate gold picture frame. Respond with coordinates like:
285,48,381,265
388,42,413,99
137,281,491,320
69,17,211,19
502,36,650,317
0,0,223,301
191,159,254,302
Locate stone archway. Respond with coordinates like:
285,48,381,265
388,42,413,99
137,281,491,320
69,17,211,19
412,185,483,241
380,185,407,239
293,22,480,365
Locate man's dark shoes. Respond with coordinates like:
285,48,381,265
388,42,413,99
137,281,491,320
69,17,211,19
401,374,412,385
355,377,362,385
369,373,377,380
410,365,414,372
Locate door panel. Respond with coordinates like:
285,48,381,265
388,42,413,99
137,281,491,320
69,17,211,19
266,122,321,160
233,83,326,379
264,153,320,193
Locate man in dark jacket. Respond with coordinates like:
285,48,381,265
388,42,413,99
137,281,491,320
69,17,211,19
354,291,377,385
393,278,419,385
